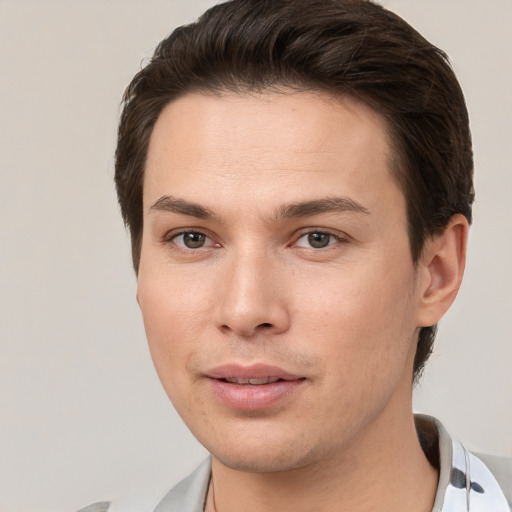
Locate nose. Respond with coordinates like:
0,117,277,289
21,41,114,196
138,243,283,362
214,249,291,338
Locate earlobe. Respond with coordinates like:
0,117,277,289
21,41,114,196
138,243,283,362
415,214,469,327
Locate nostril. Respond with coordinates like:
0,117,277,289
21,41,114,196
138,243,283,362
259,323,273,328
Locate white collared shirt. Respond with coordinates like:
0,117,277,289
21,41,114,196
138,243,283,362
78,415,511,512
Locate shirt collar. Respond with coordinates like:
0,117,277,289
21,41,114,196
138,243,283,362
416,414,509,512
153,415,509,512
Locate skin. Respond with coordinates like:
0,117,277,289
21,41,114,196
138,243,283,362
137,90,467,512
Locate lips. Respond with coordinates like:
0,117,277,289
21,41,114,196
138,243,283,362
205,364,306,410
206,363,302,381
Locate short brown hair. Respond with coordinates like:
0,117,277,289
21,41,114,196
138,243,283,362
115,0,474,381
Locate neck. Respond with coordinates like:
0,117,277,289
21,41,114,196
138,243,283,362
209,397,438,512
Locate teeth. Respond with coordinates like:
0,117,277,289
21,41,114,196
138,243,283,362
249,377,280,385
225,377,281,385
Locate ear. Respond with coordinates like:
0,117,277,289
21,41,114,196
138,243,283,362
415,214,469,328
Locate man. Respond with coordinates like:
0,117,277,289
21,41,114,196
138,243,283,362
83,0,511,510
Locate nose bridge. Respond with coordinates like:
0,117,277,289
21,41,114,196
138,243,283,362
216,244,289,337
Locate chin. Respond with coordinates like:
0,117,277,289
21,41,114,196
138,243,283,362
213,450,310,473
206,432,324,474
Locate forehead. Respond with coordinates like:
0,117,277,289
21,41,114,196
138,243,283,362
143,90,400,217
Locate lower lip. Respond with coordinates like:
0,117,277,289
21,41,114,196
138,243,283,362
208,378,305,410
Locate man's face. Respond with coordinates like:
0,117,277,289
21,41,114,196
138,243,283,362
138,91,426,472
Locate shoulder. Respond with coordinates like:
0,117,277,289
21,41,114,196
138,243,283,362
153,457,212,512
73,458,211,512
473,452,512,507
75,502,111,512
416,414,511,511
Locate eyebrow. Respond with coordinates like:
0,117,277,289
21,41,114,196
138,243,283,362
150,195,218,219
149,195,370,221
278,197,370,218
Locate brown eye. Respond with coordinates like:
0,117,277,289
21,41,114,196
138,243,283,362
307,233,331,248
184,233,206,248
293,230,348,250
173,232,208,249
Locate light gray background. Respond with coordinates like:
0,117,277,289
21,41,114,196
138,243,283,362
1,1,510,511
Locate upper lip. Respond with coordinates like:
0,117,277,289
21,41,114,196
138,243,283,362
205,363,304,381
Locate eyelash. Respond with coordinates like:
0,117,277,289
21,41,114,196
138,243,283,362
292,230,349,250
162,228,350,252
163,229,219,251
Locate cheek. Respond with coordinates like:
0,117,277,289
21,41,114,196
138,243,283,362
298,260,417,379
137,271,212,386
139,264,212,331
300,259,415,329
